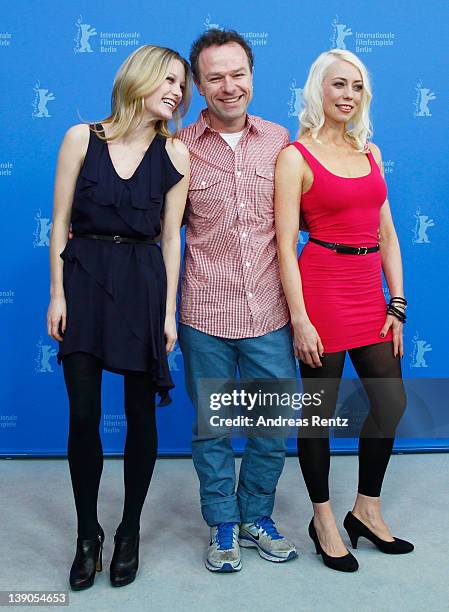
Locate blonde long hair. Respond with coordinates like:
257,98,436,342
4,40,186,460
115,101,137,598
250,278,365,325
299,49,372,151
94,45,192,141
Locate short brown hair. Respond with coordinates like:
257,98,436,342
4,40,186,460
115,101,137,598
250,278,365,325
190,29,254,83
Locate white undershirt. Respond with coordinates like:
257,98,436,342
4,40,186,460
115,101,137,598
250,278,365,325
220,130,244,151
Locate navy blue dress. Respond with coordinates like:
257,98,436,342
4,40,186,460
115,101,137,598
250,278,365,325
57,124,183,405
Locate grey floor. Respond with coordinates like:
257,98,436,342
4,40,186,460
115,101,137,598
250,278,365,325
1,454,448,612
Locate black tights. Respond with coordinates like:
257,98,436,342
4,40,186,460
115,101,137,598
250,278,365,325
63,352,158,538
298,341,406,503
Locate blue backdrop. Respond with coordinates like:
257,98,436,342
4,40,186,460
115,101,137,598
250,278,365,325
1,0,448,456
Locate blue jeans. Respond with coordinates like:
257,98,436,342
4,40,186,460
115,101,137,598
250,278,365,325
178,323,297,526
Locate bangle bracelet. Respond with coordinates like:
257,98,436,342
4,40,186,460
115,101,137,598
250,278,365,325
386,305,407,323
390,296,407,307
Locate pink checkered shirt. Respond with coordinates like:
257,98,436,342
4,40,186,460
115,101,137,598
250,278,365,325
178,110,290,338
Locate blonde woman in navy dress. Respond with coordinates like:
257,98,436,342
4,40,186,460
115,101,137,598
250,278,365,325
47,46,191,589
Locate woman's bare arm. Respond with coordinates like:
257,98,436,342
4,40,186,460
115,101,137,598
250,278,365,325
160,138,190,352
47,124,89,340
371,142,405,357
275,145,324,367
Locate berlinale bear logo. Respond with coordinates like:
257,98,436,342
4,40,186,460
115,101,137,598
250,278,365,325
414,81,436,117
74,15,97,53
330,17,353,49
32,82,55,118
33,210,52,247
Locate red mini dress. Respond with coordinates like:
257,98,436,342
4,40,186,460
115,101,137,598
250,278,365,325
291,141,392,353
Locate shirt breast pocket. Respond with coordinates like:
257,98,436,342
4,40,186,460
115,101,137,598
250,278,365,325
188,175,224,221
255,166,275,218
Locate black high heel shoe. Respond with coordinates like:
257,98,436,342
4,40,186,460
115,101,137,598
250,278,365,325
308,518,359,572
110,526,140,587
344,512,414,554
69,525,104,591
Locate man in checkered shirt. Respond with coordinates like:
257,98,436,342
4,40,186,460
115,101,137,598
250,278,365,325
178,29,298,572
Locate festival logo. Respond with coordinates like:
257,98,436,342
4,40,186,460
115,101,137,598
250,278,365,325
383,160,395,175
203,14,222,30
103,413,126,434
298,231,307,245
35,339,58,373
0,290,14,305
0,415,18,430
74,15,140,54
240,31,269,46
0,32,12,47
202,15,268,46
330,16,395,53
32,82,55,118
330,16,353,49
412,208,434,244
33,210,52,247
0,162,13,176
288,80,304,118
74,15,97,53
414,81,436,117
410,333,432,368
168,344,182,372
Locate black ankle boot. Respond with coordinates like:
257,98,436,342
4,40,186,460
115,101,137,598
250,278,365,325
344,511,414,554
110,526,140,587
69,525,104,591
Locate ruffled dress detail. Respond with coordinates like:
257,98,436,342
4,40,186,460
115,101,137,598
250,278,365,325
57,125,183,405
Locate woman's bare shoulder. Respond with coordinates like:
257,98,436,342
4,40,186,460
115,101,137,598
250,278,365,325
367,141,382,162
65,123,90,142
165,137,189,159
61,124,91,158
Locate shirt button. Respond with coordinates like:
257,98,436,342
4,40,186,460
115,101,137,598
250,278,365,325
242,232,247,238
201,180,206,187
246,261,250,267
236,171,242,177
240,203,245,208
248,292,253,298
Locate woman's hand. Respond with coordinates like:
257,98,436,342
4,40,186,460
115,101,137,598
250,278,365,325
164,314,177,353
47,295,66,342
292,319,324,368
380,314,403,358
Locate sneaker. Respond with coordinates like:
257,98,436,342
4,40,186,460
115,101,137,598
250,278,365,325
239,516,298,562
205,522,242,573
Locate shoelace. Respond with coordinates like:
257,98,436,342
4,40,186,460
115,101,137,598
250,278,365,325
254,516,283,540
215,522,237,550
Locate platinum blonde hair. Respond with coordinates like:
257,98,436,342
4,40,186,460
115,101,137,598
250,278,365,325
299,49,372,151
94,45,192,141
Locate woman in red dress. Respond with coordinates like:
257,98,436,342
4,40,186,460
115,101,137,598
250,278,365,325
275,49,413,572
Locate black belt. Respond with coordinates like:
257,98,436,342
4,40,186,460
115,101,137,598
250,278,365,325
73,233,157,245
309,237,379,255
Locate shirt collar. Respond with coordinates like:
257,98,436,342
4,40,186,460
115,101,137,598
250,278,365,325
193,109,262,139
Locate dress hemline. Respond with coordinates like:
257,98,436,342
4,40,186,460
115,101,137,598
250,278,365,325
319,334,393,355
57,348,173,406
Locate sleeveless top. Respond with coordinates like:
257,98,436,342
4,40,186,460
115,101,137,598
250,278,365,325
71,124,183,237
291,141,387,245
57,125,183,404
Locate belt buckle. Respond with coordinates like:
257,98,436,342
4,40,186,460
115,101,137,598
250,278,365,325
358,246,368,255
113,235,122,244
